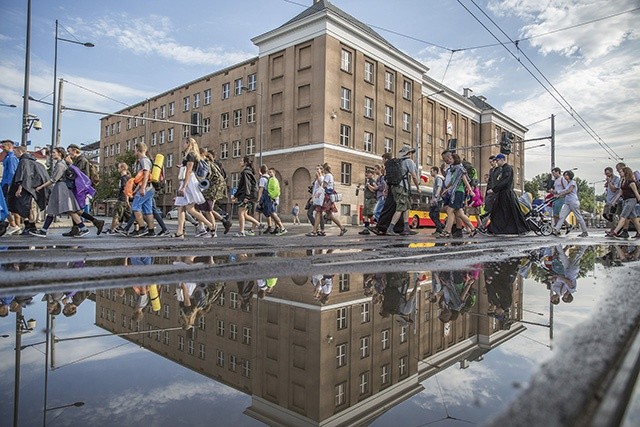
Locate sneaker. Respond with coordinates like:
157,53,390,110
195,229,209,237
233,232,246,237
577,231,588,237
155,229,170,237
605,230,618,238
223,220,232,235
245,230,255,236
143,229,156,237
63,226,79,237
276,228,288,236
551,229,561,237
6,225,21,235
210,231,218,238
29,229,47,238
619,230,630,239
114,226,128,236
564,225,573,235
129,227,149,237
75,227,90,237
264,226,273,234
368,227,386,236
339,227,348,236
20,228,35,236
359,228,371,235
271,227,281,235
105,229,116,235
94,219,105,235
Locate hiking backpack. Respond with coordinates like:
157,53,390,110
195,159,210,180
267,176,281,199
462,160,478,186
385,158,405,186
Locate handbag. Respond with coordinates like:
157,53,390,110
330,193,343,203
312,187,325,206
178,166,187,181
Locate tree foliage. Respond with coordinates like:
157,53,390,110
93,151,137,202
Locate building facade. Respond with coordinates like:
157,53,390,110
99,0,527,216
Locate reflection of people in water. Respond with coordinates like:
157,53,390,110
379,272,417,324
312,274,333,304
237,281,254,310
0,296,14,317
43,293,65,316
550,245,587,304
257,278,278,299
62,291,91,317
364,273,386,305
437,270,477,323
484,259,520,327
176,282,223,329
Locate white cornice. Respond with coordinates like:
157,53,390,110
262,142,384,161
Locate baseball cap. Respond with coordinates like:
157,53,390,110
495,153,506,160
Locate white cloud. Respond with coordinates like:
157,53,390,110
73,13,255,67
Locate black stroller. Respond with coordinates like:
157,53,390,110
518,193,556,236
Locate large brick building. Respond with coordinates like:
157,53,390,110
99,0,527,217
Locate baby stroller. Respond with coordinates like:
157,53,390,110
518,192,556,236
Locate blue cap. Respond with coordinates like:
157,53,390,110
495,153,506,160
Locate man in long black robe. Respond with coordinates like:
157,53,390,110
7,147,49,233
486,154,529,235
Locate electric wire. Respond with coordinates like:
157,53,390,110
62,79,131,107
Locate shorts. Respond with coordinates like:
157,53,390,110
391,186,410,212
363,198,376,217
238,200,254,210
132,187,154,215
620,198,638,219
552,197,565,216
196,200,213,212
259,198,276,217
450,191,465,210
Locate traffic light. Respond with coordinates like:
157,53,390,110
500,131,513,155
191,112,202,136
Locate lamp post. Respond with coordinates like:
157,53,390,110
50,20,94,165
1,103,17,108
20,0,33,147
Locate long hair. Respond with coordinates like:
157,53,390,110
183,137,201,161
621,166,635,182
242,156,255,173
322,163,332,173
451,153,461,165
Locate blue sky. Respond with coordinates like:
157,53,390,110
1,0,638,187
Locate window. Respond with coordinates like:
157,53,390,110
364,61,374,83
242,327,252,345
246,138,255,156
360,371,370,395
341,162,352,185
126,118,132,130
222,83,230,100
216,349,225,367
202,118,211,133
204,89,211,105
360,336,370,358
381,364,390,385
163,331,170,345
163,304,170,318
337,307,348,330
403,112,411,131
151,133,157,146
159,130,165,145
193,92,200,108
167,153,173,168
364,97,373,119
169,102,175,116
178,335,184,351
198,316,205,330
400,325,407,343
229,323,238,340
183,96,190,112
340,49,352,72
340,87,351,111
427,134,433,145
339,124,351,147
182,125,189,139
403,80,412,100
152,108,158,119
159,104,166,119
399,356,407,376
233,109,242,126
126,140,131,151
220,142,228,159
217,320,225,336
234,78,243,96
166,179,173,194
232,140,241,158
361,302,370,323
335,382,347,406
116,143,121,154
105,125,110,137
439,138,445,148
384,105,393,126
230,172,239,190
116,121,121,133
384,71,395,91
363,131,373,153
188,339,194,355
336,343,347,367
247,105,256,123
221,112,229,129
217,291,225,306
339,274,349,292
242,359,251,377
229,355,237,372
247,73,257,91
382,329,390,350
199,343,206,359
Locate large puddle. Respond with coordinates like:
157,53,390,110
1,244,637,426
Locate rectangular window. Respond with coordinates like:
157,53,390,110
360,371,370,395
198,316,205,330
188,340,194,355
204,89,211,105
381,364,390,385
182,125,189,139
242,327,252,345
341,162,352,185
126,139,131,151
217,320,225,337
230,172,239,189
360,336,370,358
399,356,407,376
202,118,211,133
335,382,347,406
336,343,347,367
340,49,352,72
364,97,373,119
337,307,347,330
247,105,256,123
384,71,395,91
233,109,242,126
163,304,170,318
220,142,228,159
246,138,255,156
232,140,241,158
169,102,175,116
178,335,184,351
167,153,173,168
234,78,243,96
242,359,251,378
229,323,238,340
400,325,407,343
247,73,257,91
382,329,390,350
193,92,200,108
361,302,371,323
363,131,373,153
403,112,411,131
222,83,230,100
183,96,190,112
403,80,412,100
384,105,393,126
221,113,229,129
339,274,349,292
152,108,158,120
199,343,206,359
159,130,165,145
229,355,237,372
216,349,225,367
337,125,352,149
126,118,131,130
364,61,374,83
427,134,433,144
160,105,166,119
340,87,351,111
151,133,157,146
163,331,170,345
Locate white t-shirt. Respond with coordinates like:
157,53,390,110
323,173,335,191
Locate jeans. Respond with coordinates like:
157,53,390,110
373,197,385,222
429,201,444,232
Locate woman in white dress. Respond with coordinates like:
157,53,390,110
173,137,215,238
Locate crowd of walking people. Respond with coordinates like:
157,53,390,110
1,137,639,240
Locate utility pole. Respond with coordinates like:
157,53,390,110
550,114,555,169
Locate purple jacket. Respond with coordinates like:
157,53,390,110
69,164,96,208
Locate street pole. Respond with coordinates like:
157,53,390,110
20,0,32,147
550,114,555,169
55,80,64,149
50,20,59,168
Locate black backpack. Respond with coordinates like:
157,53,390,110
385,158,405,186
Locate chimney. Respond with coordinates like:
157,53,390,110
478,95,487,102
463,88,473,98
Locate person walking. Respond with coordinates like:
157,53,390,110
107,162,132,234
429,166,445,235
386,145,421,236
232,156,260,236
67,144,104,234
359,169,377,235
551,170,589,237
291,203,300,225
486,154,529,235
1,140,21,235
439,152,477,238
373,163,386,223
311,163,347,236
129,142,156,237
606,166,640,238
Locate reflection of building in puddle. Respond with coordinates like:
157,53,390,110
94,269,523,426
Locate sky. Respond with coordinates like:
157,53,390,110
1,0,638,188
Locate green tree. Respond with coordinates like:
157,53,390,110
93,150,136,202
524,173,552,198
575,177,594,214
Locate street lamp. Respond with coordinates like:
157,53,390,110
1,103,17,108
50,19,94,164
